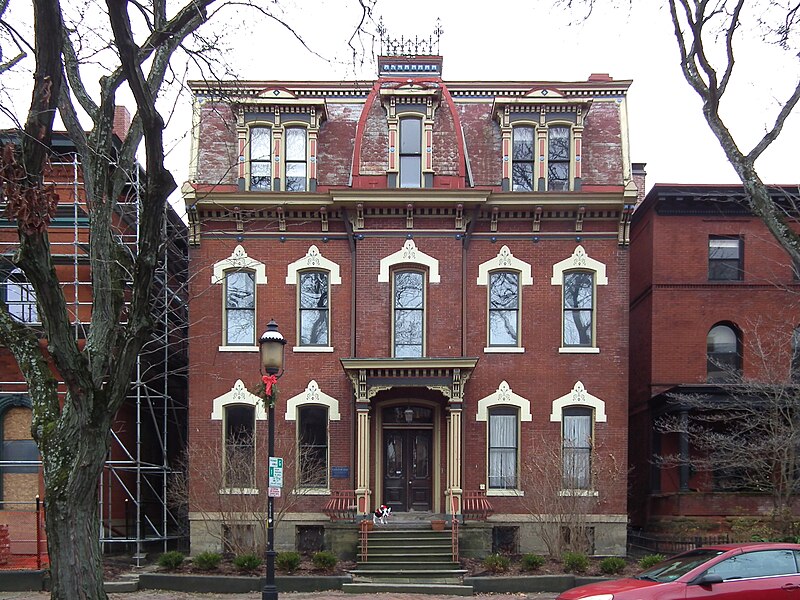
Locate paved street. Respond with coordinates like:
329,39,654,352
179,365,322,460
0,592,559,600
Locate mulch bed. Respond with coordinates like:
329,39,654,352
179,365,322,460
461,555,642,578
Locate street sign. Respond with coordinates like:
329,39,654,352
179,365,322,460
268,457,283,487
268,487,281,498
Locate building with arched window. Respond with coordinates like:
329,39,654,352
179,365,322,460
185,47,635,559
629,183,800,532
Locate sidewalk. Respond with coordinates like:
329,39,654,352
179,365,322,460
0,591,560,600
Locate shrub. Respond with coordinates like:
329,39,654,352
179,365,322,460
276,551,301,573
638,553,666,569
562,551,589,573
157,551,185,570
599,556,626,575
483,553,510,573
193,551,222,571
521,553,546,571
312,550,337,571
233,553,262,571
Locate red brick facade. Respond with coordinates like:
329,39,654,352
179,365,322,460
629,184,800,529
186,57,635,556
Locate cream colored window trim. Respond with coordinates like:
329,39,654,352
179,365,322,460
211,380,267,421
483,347,526,354
477,245,533,286
285,245,342,285
212,245,267,285
379,239,440,283
292,346,334,353
487,489,525,497
558,347,600,354
550,245,608,286
476,380,532,422
218,345,259,353
285,380,341,421
549,381,607,423
558,489,599,497
294,488,331,496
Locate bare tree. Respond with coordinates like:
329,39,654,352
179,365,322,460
561,0,800,262
0,1,373,597
659,319,800,538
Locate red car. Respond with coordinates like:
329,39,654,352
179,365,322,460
557,542,800,599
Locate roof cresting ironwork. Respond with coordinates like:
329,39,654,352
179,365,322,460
378,17,443,56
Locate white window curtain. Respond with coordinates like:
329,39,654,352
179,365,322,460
563,410,592,489
489,411,517,489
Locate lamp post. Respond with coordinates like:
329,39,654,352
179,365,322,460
259,319,286,600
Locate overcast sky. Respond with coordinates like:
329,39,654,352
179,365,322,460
3,0,799,205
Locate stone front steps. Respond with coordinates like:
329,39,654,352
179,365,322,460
344,525,473,596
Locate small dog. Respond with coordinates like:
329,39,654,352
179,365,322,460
372,504,391,525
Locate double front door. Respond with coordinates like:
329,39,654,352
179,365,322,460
383,428,432,512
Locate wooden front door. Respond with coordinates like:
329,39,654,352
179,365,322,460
382,429,432,512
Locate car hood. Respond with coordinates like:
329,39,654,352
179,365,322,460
559,577,662,598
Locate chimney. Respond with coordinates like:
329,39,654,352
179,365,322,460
587,73,613,82
632,162,647,205
113,106,131,142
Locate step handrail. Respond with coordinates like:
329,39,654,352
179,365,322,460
359,519,370,562
450,494,459,563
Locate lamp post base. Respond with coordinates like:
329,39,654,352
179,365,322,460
261,585,278,600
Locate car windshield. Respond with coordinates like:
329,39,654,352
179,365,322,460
636,550,726,583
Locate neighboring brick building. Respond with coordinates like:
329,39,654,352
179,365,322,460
629,183,800,531
0,118,189,557
185,50,636,557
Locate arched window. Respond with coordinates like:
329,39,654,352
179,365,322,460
399,117,422,188
249,126,272,190
562,407,592,490
284,126,308,192
298,405,328,488
224,405,255,488
563,271,594,347
5,268,38,323
511,126,535,191
393,269,425,357
547,126,570,191
224,270,255,346
299,271,329,346
488,406,518,490
707,323,741,381
489,271,520,347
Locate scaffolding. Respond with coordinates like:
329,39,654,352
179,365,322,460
0,136,189,563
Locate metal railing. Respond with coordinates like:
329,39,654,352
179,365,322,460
450,494,459,562
359,518,370,563
322,490,357,522
462,490,494,521
0,497,47,570
628,529,732,557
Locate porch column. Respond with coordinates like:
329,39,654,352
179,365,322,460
354,369,372,514
445,368,464,516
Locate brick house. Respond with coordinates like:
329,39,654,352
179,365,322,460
0,116,188,558
185,51,636,557
628,183,800,531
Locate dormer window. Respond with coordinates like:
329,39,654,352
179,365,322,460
548,126,570,191
399,117,422,188
285,127,308,192
249,127,272,191
512,126,535,192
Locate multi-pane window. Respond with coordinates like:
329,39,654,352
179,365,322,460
488,407,518,489
249,127,272,190
224,271,255,345
225,405,255,488
708,237,742,280
489,271,519,346
5,268,38,323
792,326,800,383
563,271,594,347
563,407,592,489
707,323,741,381
299,271,329,346
512,126,535,192
285,127,307,192
548,126,570,191
393,270,424,357
399,117,422,189
298,406,328,488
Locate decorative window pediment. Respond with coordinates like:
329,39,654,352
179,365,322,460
379,239,440,283
211,380,267,421
476,381,532,422
551,245,608,285
285,380,341,421
477,245,533,286
549,381,607,423
286,245,342,285
212,245,267,285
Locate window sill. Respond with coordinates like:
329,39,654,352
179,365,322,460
486,489,524,497
558,347,600,354
218,345,259,353
558,489,598,497
483,347,525,354
219,488,259,495
294,487,331,495
292,346,334,353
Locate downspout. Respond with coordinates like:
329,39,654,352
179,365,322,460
342,208,358,499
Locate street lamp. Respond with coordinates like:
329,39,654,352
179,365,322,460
259,319,286,600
